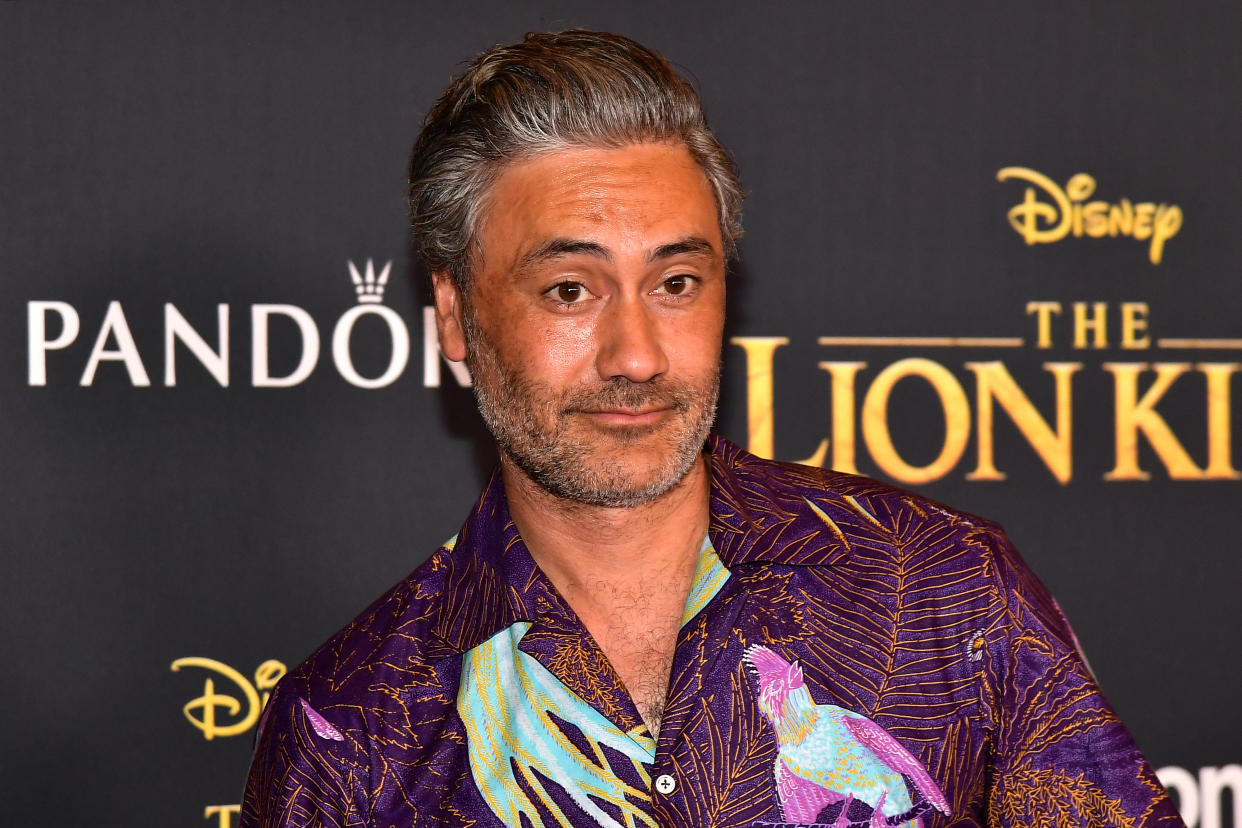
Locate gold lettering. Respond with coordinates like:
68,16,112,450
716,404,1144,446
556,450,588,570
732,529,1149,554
797,439,830,467
861,358,970,484
997,167,1072,244
1103,363,1202,480
1120,302,1151,349
967,361,1081,484
1083,201,1110,237
1133,203,1154,240
1073,302,1108,349
1201,363,1242,479
204,805,241,828
1066,174,1097,239
729,336,786,459
171,657,285,740
254,659,286,710
1108,199,1133,236
998,168,1179,263
818,362,866,474
729,336,828,466
1150,204,1183,264
1065,173,1096,202
1026,301,1062,349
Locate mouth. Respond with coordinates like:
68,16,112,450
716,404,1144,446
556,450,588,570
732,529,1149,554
577,407,671,426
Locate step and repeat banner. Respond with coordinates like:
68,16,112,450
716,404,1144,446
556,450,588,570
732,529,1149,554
4,3,1240,827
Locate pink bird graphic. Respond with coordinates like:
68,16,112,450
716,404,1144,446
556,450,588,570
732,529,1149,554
745,646,950,827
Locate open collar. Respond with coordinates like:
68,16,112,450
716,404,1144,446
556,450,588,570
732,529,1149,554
432,434,858,658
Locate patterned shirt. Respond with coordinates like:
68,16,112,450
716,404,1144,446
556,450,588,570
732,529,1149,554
240,435,1183,827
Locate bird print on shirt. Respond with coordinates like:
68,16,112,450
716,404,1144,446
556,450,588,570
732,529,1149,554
745,646,951,827
459,622,660,828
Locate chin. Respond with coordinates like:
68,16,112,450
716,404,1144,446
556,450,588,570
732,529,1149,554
527,452,700,509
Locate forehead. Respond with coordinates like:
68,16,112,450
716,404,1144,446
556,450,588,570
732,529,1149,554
477,141,722,270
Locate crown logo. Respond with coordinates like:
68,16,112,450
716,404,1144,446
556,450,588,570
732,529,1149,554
347,259,392,303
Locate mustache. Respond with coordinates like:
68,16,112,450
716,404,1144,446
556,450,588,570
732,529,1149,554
561,377,697,413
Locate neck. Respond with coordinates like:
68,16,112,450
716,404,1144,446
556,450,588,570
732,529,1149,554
501,452,711,611
503,450,712,737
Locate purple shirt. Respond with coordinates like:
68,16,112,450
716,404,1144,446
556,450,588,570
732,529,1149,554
241,435,1183,827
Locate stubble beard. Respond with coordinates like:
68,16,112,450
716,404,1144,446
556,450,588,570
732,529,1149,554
463,313,719,509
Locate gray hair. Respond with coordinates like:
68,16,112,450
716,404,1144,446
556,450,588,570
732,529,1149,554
408,29,744,291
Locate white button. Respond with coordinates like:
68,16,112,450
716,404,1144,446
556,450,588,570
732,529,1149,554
654,774,676,795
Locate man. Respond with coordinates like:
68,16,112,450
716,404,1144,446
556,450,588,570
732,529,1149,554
242,30,1183,828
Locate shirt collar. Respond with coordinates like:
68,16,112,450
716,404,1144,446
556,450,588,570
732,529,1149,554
706,434,855,569
432,433,855,656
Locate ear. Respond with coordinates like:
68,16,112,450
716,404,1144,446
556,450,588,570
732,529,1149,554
431,269,468,363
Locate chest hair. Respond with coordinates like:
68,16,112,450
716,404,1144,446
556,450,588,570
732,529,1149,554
589,582,687,739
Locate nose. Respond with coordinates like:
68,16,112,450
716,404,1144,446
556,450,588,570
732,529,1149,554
594,296,669,383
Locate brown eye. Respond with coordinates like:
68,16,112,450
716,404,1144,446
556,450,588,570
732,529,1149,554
662,276,689,295
555,282,583,303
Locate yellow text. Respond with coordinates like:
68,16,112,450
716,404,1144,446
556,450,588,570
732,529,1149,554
732,337,1239,484
204,805,240,828
1026,300,1151,349
170,657,286,740
998,167,1182,264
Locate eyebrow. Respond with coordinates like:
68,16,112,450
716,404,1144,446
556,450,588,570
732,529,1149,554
648,236,717,263
514,235,718,275
516,238,612,274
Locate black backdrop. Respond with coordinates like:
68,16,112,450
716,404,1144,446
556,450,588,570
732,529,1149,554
4,3,1239,826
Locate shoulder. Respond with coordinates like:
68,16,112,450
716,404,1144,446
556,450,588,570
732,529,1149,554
718,446,1074,661
709,435,1014,571
258,539,471,759
243,532,502,823
738,443,993,525
296,540,466,697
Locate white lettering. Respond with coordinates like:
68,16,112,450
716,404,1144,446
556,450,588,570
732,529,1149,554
251,305,319,388
165,304,229,387
1200,764,1242,828
422,306,472,388
332,305,410,389
1159,766,1200,827
28,301,80,386
1158,764,1242,828
81,301,150,386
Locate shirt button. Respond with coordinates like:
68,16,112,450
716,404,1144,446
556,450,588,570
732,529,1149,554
654,774,676,795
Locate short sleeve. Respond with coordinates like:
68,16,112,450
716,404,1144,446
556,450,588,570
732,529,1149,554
979,527,1185,827
238,678,368,828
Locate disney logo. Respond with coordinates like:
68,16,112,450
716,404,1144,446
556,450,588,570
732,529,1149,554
170,657,286,740
997,167,1182,264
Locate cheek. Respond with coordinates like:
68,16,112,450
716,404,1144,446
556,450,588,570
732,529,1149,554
473,293,567,362
487,311,599,385
525,321,599,385
540,321,596,365
662,313,724,373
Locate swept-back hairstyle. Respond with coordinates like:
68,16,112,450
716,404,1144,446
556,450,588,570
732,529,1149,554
408,29,744,291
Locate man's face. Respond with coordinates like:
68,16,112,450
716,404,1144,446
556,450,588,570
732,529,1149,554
434,141,726,507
